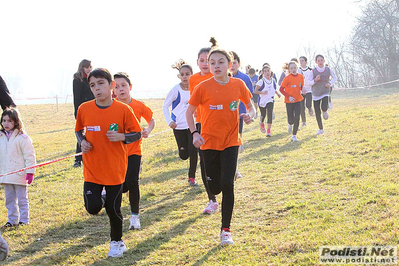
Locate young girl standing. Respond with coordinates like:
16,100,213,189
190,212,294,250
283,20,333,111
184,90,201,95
0,108,36,227
186,47,254,246
188,38,218,215
309,55,337,135
280,61,304,142
163,60,199,186
254,65,281,137
113,72,155,231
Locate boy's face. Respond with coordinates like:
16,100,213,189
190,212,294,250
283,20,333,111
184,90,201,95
1,115,15,131
114,78,132,102
89,76,115,104
229,59,240,75
299,58,307,68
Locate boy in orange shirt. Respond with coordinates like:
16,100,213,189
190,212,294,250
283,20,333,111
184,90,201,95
113,72,155,231
280,61,304,142
75,68,142,258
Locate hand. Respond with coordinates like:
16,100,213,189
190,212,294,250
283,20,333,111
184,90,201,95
142,128,151,138
315,75,321,82
325,82,331,88
262,90,268,95
106,131,125,142
277,93,281,98
80,139,92,153
289,96,295,102
25,173,34,184
240,113,253,125
169,121,177,129
192,132,205,148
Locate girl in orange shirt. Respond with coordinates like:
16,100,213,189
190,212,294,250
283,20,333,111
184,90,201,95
280,61,304,142
186,47,254,246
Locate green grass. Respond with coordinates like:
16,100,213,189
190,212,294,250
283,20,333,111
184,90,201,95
1,88,398,265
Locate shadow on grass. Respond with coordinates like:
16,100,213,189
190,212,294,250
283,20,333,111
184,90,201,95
193,246,220,266
35,128,71,135
140,167,190,185
34,166,74,180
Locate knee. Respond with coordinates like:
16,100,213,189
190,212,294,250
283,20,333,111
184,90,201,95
86,205,102,215
179,148,189,160
126,180,139,189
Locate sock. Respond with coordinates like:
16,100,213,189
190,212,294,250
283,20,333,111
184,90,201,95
222,228,230,232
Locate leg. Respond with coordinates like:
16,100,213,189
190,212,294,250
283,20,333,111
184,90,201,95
202,149,222,196
266,102,274,125
292,102,302,136
173,129,189,160
125,155,141,214
83,182,104,215
74,142,82,166
306,93,313,109
321,96,329,112
186,129,198,179
238,117,243,138
300,94,306,123
104,184,124,241
314,99,323,130
4,184,19,224
220,146,239,230
259,106,267,123
15,185,29,224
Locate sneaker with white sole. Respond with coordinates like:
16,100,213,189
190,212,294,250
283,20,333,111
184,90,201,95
220,230,234,246
323,111,329,120
107,240,127,258
301,122,307,129
266,128,271,137
129,215,141,230
235,171,243,179
259,122,266,133
291,135,299,142
316,129,324,135
203,200,218,214
288,124,293,134
188,178,198,186
308,108,314,116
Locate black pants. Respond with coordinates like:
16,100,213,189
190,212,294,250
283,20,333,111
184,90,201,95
300,93,312,123
83,182,123,241
314,96,329,130
202,146,239,229
122,155,141,214
197,123,216,202
75,142,82,162
173,129,198,178
286,102,302,135
238,117,244,134
259,102,274,124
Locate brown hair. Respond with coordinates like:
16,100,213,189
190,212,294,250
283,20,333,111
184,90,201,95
1,107,24,134
197,37,218,58
73,59,91,81
171,59,193,74
114,72,131,86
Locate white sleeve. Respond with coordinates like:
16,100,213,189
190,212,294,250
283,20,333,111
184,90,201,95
329,68,337,86
21,136,36,174
304,71,313,87
256,79,263,86
162,86,178,126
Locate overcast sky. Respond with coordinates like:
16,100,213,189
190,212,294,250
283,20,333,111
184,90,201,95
0,0,362,102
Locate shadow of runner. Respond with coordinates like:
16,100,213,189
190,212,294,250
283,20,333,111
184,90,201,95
91,215,202,266
193,246,220,266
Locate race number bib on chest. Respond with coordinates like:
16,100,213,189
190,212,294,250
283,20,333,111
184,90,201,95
87,126,101,131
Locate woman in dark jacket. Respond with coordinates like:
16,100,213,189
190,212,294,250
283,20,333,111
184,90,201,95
0,75,16,111
72,59,94,167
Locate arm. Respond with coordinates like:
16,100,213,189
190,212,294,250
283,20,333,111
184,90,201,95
241,100,255,124
142,118,155,138
76,130,92,153
162,88,177,128
186,104,204,148
328,68,337,87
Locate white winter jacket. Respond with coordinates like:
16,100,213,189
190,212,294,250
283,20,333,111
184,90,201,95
0,129,36,186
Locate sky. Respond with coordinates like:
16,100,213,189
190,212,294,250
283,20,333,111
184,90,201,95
0,0,362,103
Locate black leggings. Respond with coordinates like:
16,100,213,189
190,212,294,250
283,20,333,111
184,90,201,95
286,102,302,135
197,123,216,202
173,129,198,178
75,142,82,162
259,102,274,124
314,96,329,130
202,146,239,229
84,182,123,241
300,93,312,123
122,155,141,214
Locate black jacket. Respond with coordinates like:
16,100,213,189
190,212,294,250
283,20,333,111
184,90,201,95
73,77,94,118
0,75,16,111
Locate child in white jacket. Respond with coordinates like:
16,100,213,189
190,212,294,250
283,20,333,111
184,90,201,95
0,108,36,227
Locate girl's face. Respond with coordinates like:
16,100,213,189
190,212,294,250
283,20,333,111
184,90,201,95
114,78,132,101
316,57,325,68
179,67,192,86
197,52,209,74
263,68,271,79
209,52,230,80
289,63,298,75
299,58,307,68
1,115,15,131
83,65,92,76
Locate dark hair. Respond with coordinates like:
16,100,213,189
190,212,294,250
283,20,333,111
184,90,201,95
208,47,233,63
288,61,298,69
197,37,218,58
171,59,193,74
248,68,255,75
88,68,112,84
114,72,131,86
73,59,91,81
315,54,325,61
290,58,299,63
262,65,271,72
282,62,288,70
1,107,24,134
230,51,240,63
299,56,307,62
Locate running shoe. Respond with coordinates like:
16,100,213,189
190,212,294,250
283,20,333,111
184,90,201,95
301,122,307,129
308,108,314,116
129,215,141,230
188,178,198,186
236,171,243,179
291,135,299,142
220,230,234,246
323,111,329,120
73,161,81,168
316,129,324,135
260,122,266,133
203,200,218,214
107,240,127,258
288,124,293,134
2,222,16,228
266,128,271,137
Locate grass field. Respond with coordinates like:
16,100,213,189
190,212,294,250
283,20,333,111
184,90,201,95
0,87,398,265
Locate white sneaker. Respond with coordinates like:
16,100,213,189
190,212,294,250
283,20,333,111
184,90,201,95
288,124,293,133
107,240,127,258
203,200,218,214
239,145,244,153
220,230,234,246
323,111,329,120
236,171,243,179
316,129,324,135
291,135,299,142
301,122,307,129
308,108,314,116
329,100,333,109
272,112,276,120
129,215,141,230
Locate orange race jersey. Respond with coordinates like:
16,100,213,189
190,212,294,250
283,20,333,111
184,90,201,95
189,72,213,123
75,100,142,185
189,77,252,151
125,98,152,156
280,74,304,103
